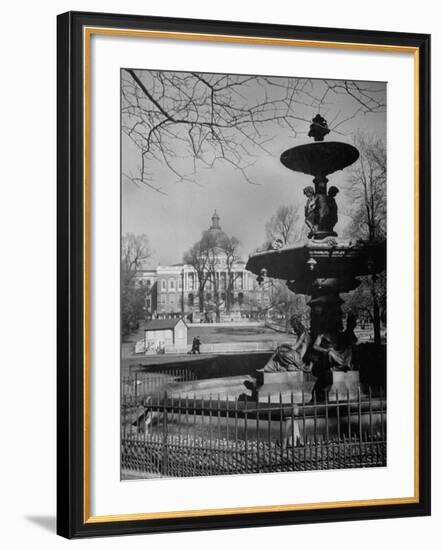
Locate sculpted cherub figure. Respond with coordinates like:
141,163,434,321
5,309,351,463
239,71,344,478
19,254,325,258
303,186,317,238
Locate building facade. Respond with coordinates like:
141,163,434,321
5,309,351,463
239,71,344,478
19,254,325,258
136,212,270,320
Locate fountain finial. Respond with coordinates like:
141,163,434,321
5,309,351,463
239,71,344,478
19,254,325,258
308,114,330,142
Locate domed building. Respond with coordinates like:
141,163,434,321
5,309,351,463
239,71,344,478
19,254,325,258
136,211,271,321
209,209,222,232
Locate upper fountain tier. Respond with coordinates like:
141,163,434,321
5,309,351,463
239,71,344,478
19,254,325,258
280,141,359,180
280,114,359,186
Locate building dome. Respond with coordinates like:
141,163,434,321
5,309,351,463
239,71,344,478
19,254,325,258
210,210,221,231
203,210,230,257
208,210,228,240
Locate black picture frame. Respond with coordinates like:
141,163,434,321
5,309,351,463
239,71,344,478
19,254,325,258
57,10,431,539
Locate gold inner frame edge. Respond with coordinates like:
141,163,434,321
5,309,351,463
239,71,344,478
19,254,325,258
82,26,420,524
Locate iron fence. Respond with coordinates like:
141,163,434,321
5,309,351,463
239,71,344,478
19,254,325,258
121,384,386,478
122,369,197,402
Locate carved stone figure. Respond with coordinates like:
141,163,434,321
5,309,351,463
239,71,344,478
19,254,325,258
270,238,284,250
326,186,339,232
303,184,340,238
334,314,358,369
317,187,339,233
312,313,358,373
303,185,318,238
263,316,312,372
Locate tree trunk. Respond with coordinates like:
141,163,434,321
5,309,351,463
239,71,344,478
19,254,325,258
198,287,205,312
214,292,221,322
225,282,234,313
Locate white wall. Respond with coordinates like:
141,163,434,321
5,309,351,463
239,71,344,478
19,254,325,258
0,0,439,548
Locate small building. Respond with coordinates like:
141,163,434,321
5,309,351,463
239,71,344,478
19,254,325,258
144,318,188,354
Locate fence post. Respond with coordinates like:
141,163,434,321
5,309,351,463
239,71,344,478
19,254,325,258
256,397,260,473
209,394,213,444
234,398,239,473
244,397,248,473
162,391,168,476
291,392,295,470
226,393,230,444
358,386,363,465
279,392,283,468
267,393,272,469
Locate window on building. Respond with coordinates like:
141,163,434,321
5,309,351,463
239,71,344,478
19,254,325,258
178,276,182,290
238,292,244,306
188,293,194,307
161,279,166,291
169,279,175,291
170,295,175,304
160,295,166,305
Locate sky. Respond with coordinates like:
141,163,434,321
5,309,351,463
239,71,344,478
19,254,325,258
121,73,386,265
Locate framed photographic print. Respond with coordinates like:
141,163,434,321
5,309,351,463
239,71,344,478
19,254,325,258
57,11,431,538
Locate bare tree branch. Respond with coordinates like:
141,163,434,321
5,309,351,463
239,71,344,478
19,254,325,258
122,70,386,189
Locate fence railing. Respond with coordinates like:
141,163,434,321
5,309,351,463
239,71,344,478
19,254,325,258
122,369,197,402
121,386,386,478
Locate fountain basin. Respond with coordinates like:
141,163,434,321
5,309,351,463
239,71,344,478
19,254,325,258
246,240,386,293
280,141,360,177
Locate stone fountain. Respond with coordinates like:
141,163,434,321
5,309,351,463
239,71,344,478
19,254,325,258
246,115,386,402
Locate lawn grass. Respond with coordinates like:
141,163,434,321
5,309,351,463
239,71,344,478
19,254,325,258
188,325,290,345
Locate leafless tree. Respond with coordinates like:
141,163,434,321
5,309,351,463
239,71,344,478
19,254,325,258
202,231,224,322
218,235,241,313
343,272,386,346
183,240,211,313
265,204,304,246
343,134,387,344
122,233,151,272
122,70,386,188
183,227,242,318
121,233,151,336
260,204,308,331
345,133,386,241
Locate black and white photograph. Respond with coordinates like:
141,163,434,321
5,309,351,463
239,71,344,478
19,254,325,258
120,69,387,480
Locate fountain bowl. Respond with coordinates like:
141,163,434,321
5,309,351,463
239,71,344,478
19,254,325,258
280,141,360,177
